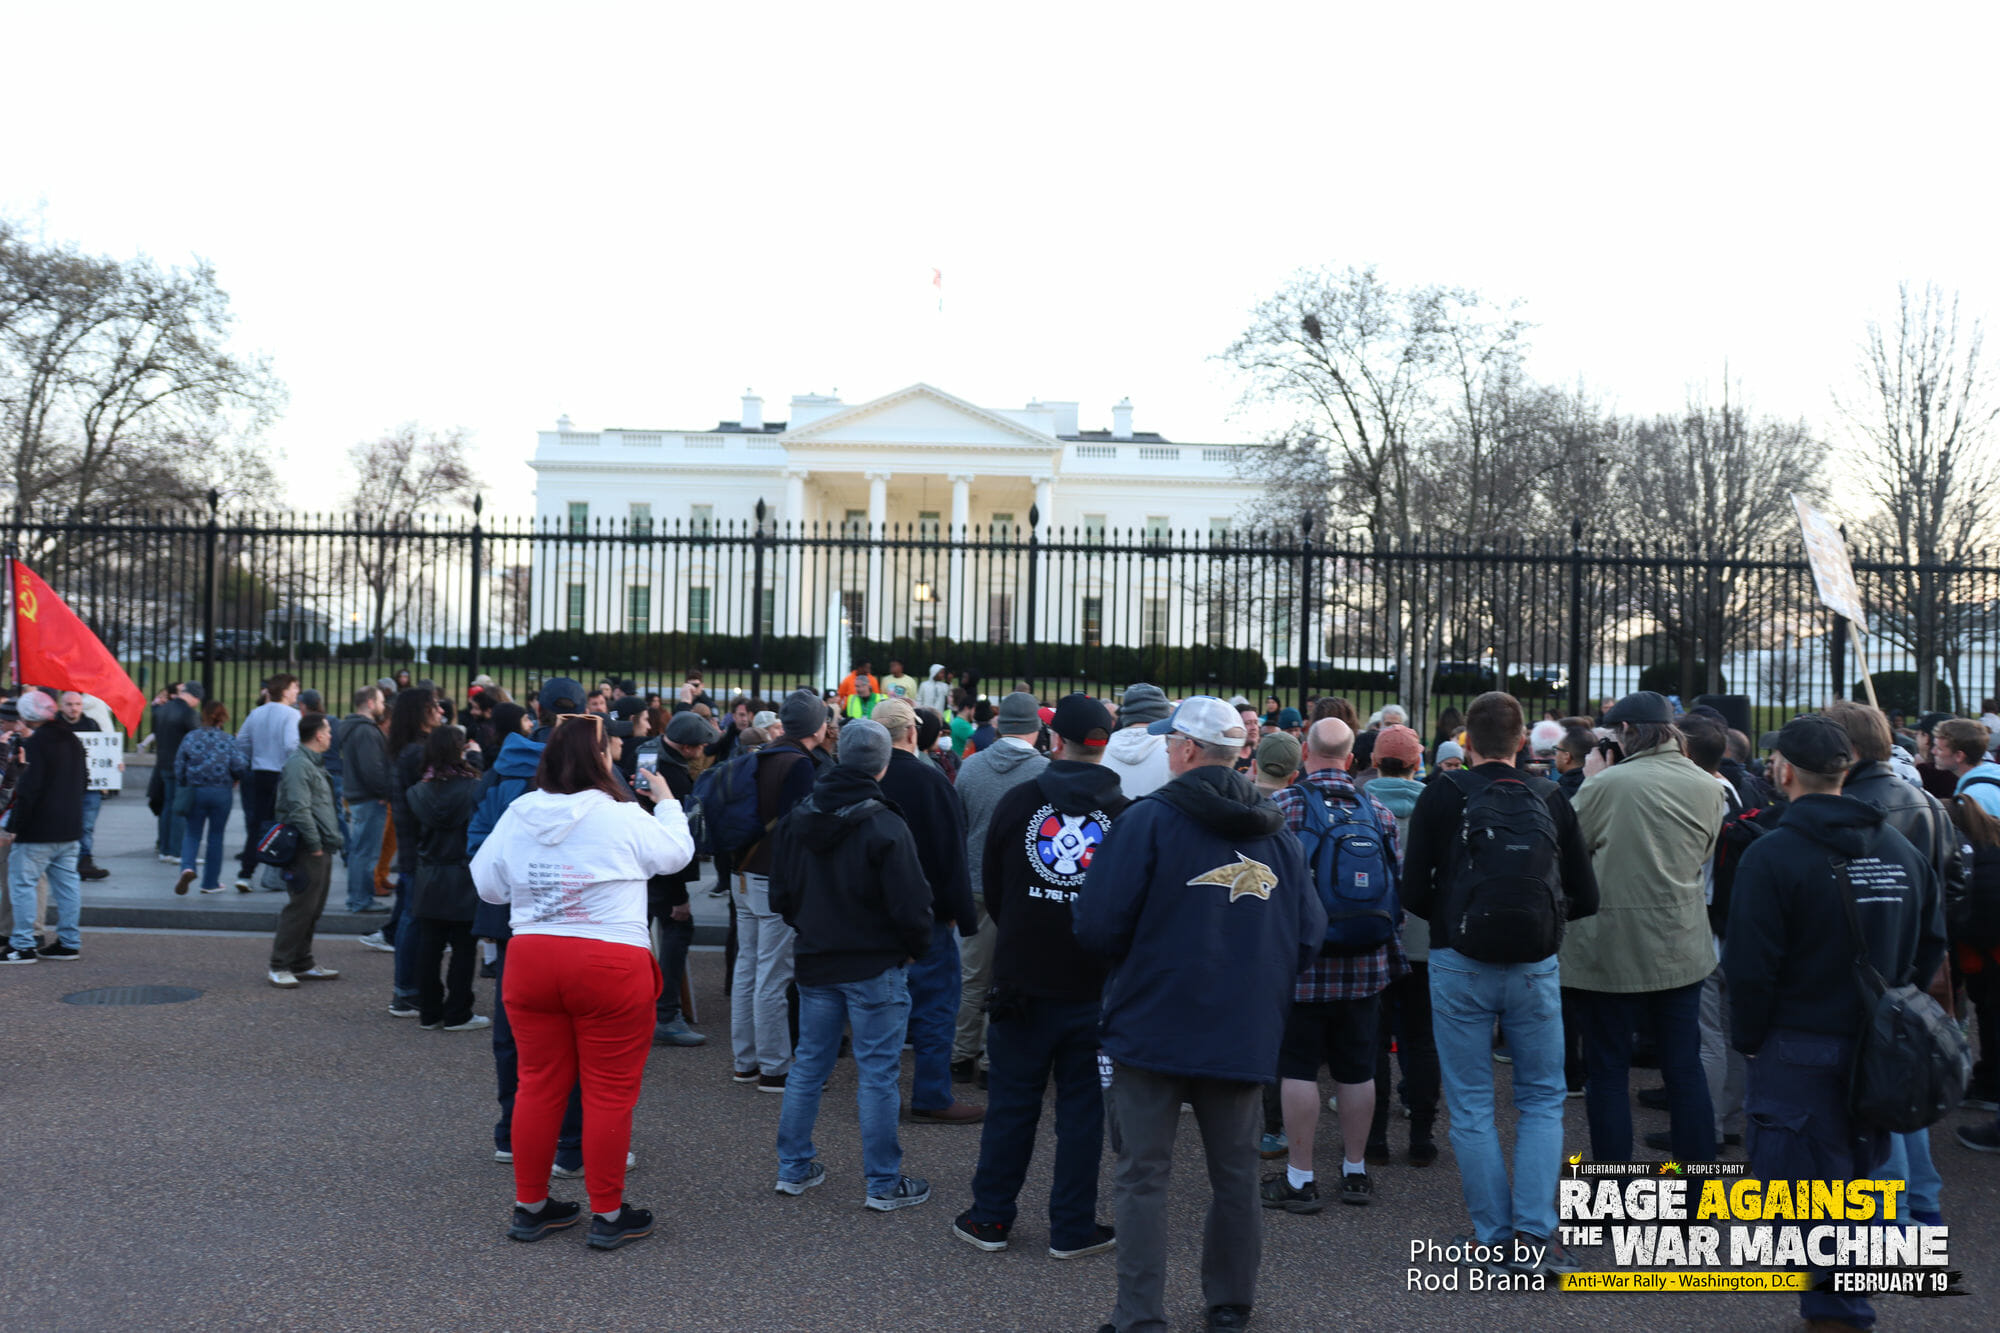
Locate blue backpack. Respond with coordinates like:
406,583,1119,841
1294,785,1398,955
691,750,776,857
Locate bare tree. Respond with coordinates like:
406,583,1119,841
343,425,481,656
1837,282,2000,711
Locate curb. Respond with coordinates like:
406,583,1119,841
80,903,727,947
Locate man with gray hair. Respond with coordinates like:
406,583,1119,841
952,692,1050,1085
769,716,936,1210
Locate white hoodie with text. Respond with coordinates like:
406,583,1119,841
471,789,694,952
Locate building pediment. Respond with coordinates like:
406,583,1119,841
778,383,1060,455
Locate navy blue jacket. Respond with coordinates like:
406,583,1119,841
1074,763,1325,1083
467,731,544,939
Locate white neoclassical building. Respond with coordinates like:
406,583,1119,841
527,383,1275,649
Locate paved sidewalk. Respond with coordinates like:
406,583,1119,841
74,764,732,941
4,931,1997,1332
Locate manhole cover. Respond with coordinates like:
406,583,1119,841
61,985,203,1006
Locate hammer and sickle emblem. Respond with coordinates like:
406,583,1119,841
16,583,36,622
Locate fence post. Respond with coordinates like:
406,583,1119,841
751,499,768,701
1567,517,1587,717
1298,513,1313,717
1025,502,1040,688
466,494,484,697
201,488,220,698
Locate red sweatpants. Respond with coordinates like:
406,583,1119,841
503,934,660,1213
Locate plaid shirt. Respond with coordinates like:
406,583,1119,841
1269,768,1409,1002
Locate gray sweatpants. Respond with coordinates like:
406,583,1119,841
953,901,996,1066
1104,1062,1263,1333
1698,962,1745,1138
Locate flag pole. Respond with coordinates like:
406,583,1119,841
4,547,15,691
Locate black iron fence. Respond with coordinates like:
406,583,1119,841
11,498,2000,736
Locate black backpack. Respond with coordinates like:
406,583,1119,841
1445,768,1565,963
1832,858,1972,1132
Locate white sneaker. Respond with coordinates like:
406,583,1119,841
442,1014,490,1031
267,969,299,988
356,931,394,953
296,965,340,981
494,1149,514,1163
158,853,180,863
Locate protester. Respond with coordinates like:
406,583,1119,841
954,694,1127,1257
385,686,446,1018
871,698,982,1124
1249,731,1300,796
1950,791,2000,1150
917,663,953,714
1261,718,1406,1212
266,713,342,988
336,685,394,914
1402,690,1597,1274
57,691,112,882
152,681,201,860
235,673,302,891
952,692,1049,1087
1,691,87,964
1935,718,2000,818
649,711,716,1047
1101,683,1172,798
406,725,486,1031
1076,696,1325,1333
1432,740,1465,774
879,659,919,701
173,701,245,895
732,688,830,1091
767,717,936,1210
837,659,879,706
1724,713,1946,1330
1356,723,1436,1168
471,715,693,1249
1567,690,1722,1162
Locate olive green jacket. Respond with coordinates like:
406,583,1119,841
275,745,341,854
1560,743,1725,993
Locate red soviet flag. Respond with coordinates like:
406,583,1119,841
11,561,145,735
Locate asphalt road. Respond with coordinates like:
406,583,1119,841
3,931,1997,1333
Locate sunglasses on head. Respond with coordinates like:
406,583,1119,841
556,712,603,729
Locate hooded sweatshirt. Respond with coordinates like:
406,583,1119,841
985,759,1132,1001
1355,772,1429,960
1724,792,1945,1053
470,787,694,952
766,765,934,986
467,730,546,939
917,667,951,714
1074,763,1326,1082
1102,726,1171,798
876,748,978,935
956,739,1049,903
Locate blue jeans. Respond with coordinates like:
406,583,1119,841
7,840,81,950
777,966,911,1198
1881,1130,1943,1221
157,774,186,856
1575,979,1715,1162
905,921,962,1112
392,902,421,1003
1747,1028,1888,1327
79,790,101,857
1429,947,1567,1244
967,996,1104,1248
343,798,388,913
327,771,350,850
490,937,585,1171
180,785,234,890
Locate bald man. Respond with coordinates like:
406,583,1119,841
1263,717,1407,1210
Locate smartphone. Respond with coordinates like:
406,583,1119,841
637,751,659,774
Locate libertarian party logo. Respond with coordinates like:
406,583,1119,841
1025,805,1111,888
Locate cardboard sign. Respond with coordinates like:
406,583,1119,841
1792,495,1868,633
80,732,123,792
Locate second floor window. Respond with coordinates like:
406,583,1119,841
567,502,589,535
630,502,653,536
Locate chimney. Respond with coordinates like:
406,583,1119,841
741,390,764,432
556,413,573,432
1111,398,1133,440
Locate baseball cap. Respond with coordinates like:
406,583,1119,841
539,676,585,714
1603,691,1672,726
179,681,207,701
1050,694,1114,747
751,709,778,732
1762,713,1854,776
1275,707,1303,729
1372,724,1423,768
1254,732,1302,786
1147,695,1247,748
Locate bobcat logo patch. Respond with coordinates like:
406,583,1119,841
1187,853,1277,903
1025,804,1111,888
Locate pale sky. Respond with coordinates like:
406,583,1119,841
7,2,1996,516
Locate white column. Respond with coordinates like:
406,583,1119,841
949,473,972,642
866,470,890,641
782,468,809,635
1032,473,1054,646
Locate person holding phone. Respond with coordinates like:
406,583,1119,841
648,712,718,1046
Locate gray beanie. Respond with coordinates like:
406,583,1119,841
780,687,829,741
836,717,892,774
1118,683,1172,727
997,691,1041,735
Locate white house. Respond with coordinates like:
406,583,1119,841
528,382,1275,650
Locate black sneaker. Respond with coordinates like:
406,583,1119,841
1340,1172,1373,1206
586,1203,655,1250
0,945,36,965
865,1175,931,1211
1409,1138,1438,1168
1259,1174,1323,1214
951,1211,1009,1251
1206,1305,1251,1331
506,1198,582,1242
1050,1223,1116,1259
757,1073,788,1094
950,1058,977,1083
37,941,79,961
1637,1085,1669,1110
1956,1121,2000,1154
1364,1139,1390,1166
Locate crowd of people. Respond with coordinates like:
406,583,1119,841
9,656,2000,1332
